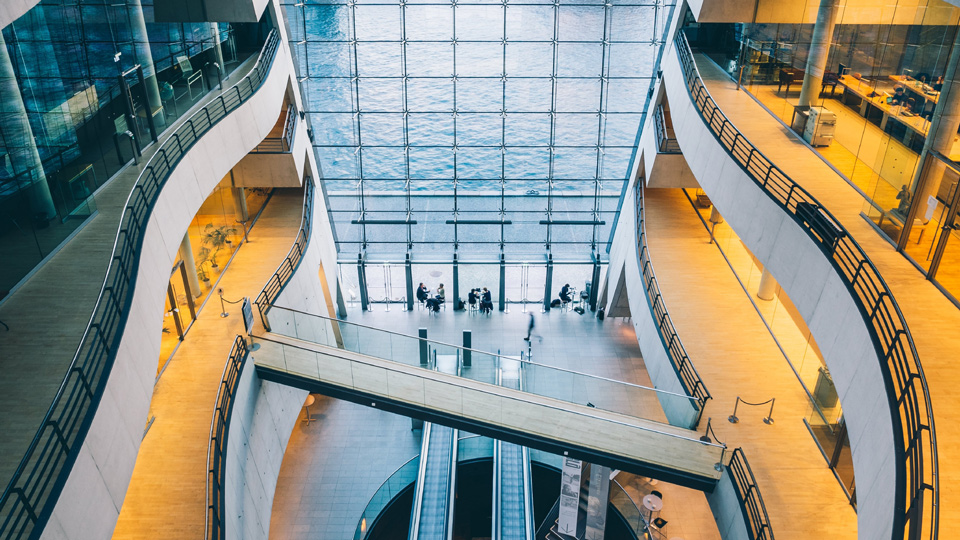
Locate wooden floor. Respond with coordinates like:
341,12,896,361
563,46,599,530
696,53,960,538
643,187,857,539
0,56,262,487
112,189,303,539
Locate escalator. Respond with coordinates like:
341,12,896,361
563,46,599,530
493,356,534,540
409,352,460,540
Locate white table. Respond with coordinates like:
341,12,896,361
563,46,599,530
642,494,663,522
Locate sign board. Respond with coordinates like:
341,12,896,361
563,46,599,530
558,458,582,537
241,297,254,335
584,465,611,540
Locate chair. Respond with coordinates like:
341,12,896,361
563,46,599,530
650,490,663,499
302,394,317,425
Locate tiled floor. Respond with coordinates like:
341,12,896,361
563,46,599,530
269,306,722,540
695,52,960,538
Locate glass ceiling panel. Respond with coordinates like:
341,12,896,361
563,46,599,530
282,0,676,262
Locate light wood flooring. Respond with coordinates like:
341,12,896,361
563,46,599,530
696,53,960,538
643,187,857,539
112,188,303,539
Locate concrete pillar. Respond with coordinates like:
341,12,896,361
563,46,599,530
542,254,553,312
405,253,414,312
798,0,841,108
452,253,460,310
0,32,56,222
499,253,506,312
128,0,165,128
757,267,778,301
231,187,248,223
589,257,601,311
211,23,226,78
909,29,960,222
357,254,369,311
179,233,202,297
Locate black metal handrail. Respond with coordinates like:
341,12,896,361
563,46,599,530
254,176,315,331
250,103,297,153
0,29,280,540
675,31,937,540
205,336,249,540
634,177,710,425
654,104,682,154
728,448,774,540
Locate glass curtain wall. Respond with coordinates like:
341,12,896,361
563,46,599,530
688,1,960,238
282,0,675,263
0,0,266,300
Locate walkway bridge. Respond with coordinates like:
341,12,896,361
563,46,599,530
251,305,725,491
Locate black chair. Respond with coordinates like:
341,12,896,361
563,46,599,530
650,490,663,499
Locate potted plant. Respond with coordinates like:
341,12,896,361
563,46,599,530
201,223,236,268
196,247,212,283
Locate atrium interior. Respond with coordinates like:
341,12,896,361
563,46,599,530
0,0,957,540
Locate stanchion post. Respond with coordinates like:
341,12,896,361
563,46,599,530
763,398,776,424
728,396,740,424
219,288,229,318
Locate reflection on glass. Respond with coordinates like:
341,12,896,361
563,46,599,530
285,0,675,259
690,6,956,243
0,2,266,299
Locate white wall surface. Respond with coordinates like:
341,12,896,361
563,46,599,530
706,467,752,540
0,0,37,30
39,22,296,540
659,40,896,540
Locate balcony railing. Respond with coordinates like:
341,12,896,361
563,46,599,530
205,336,249,540
728,448,774,540
250,103,297,153
674,30,937,540
253,176,315,332
0,30,281,540
655,104,682,154
635,177,711,425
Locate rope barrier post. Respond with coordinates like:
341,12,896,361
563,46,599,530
763,398,776,425
699,417,713,443
219,288,228,318
728,396,741,423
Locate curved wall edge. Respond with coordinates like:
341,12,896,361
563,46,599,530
38,31,296,540
660,41,893,540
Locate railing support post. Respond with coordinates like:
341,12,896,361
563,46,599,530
419,328,429,366
462,330,472,367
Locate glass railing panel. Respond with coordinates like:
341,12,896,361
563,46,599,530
261,306,700,429
354,455,421,540
609,480,646,535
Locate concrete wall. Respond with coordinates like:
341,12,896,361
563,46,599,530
39,19,296,540
603,160,700,429
233,106,311,189
0,0,37,30
706,466,752,540
153,0,270,23
660,40,896,540
224,169,341,539
639,95,699,190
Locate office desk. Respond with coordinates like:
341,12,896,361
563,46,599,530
838,75,929,151
889,75,940,106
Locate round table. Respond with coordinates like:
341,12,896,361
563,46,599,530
642,494,663,513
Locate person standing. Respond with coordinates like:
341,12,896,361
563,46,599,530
481,287,492,314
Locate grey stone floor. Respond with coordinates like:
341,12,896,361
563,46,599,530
269,305,670,540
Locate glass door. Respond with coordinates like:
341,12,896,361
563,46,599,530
366,262,407,310
504,263,546,312
159,261,197,373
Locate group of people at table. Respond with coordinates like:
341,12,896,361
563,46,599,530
415,282,575,314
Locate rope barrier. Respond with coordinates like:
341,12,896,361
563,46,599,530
728,396,775,425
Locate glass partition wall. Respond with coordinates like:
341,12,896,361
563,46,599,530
0,0,270,301
282,0,676,292
689,5,957,219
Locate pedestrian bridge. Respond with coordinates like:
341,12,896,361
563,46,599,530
251,305,725,491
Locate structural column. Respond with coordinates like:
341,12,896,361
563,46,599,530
452,253,460,310
798,0,841,108
179,233,202,297
0,32,56,222
128,0,165,128
757,267,778,301
405,253,414,312
907,28,960,236
499,253,506,312
542,254,553,311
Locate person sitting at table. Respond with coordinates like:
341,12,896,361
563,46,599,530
480,287,493,314
416,282,428,306
468,288,478,309
891,86,907,106
933,76,944,92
